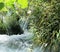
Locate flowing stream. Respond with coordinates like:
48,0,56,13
0,17,44,52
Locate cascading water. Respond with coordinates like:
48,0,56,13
0,17,44,52
19,17,29,31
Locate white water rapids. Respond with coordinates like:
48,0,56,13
0,31,43,52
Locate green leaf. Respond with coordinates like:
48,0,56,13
0,0,3,2
5,0,16,6
0,7,8,11
17,0,28,9
0,2,4,10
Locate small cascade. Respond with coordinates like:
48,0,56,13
19,17,29,31
0,16,44,52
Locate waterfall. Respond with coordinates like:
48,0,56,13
19,16,29,31
0,16,44,52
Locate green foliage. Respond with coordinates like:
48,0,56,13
5,0,16,7
0,21,6,34
27,0,60,51
17,0,28,9
0,2,4,10
0,0,28,11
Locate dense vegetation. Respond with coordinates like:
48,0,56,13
0,0,60,52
